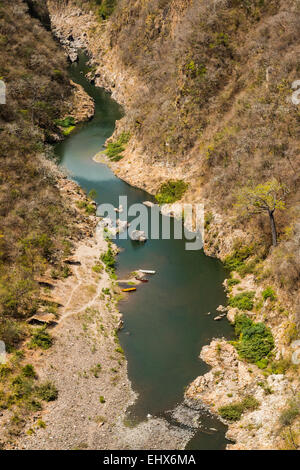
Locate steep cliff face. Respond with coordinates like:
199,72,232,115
46,0,299,449
24,0,51,29
48,0,299,311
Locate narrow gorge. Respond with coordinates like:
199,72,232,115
0,0,299,452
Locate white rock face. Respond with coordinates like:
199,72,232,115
185,338,297,450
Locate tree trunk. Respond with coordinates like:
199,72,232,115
269,210,277,246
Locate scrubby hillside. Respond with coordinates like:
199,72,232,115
0,0,89,443
0,0,74,339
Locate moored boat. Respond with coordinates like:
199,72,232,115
138,269,156,274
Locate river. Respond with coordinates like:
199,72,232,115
56,53,233,450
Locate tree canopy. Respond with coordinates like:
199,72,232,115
236,179,287,215
236,179,288,246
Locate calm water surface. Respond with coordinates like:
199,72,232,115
56,54,233,450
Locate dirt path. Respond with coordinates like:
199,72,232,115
15,223,193,450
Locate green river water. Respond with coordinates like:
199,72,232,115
56,53,233,450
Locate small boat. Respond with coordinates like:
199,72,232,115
138,269,156,275
122,287,137,292
136,277,149,283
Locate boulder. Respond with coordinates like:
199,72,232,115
130,230,147,242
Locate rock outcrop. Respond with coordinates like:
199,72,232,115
24,0,51,30
185,339,296,450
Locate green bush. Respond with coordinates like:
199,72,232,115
76,200,96,215
186,60,207,78
54,116,75,128
234,313,253,335
36,419,46,428
25,399,42,412
262,287,276,301
266,358,291,375
97,0,117,20
224,245,254,272
0,319,26,349
237,258,258,276
219,395,260,422
36,382,58,402
22,364,36,378
0,365,12,379
88,189,97,200
256,358,269,369
115,346,124,355
104,132,130,161
241,395,260,410
62,125,75,136
228,291,255,310
155,180,188,205
279,400,300,426
227,278,240,288
11,375,34,399
238,323,274,363
28,326,52,350
233,314,274,363
92,264,103,273
54,116,76,136
100,246,115,273
219,403,243,421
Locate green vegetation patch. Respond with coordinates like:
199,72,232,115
228,291,255,311
0,319,26,351
232,314,274,363
54,116,76,136
36,382,58,402
185,60,207,78
62,125,76,136
100,245,115,274
21,364,36,378
219,395,260,422
28,326,52,350
97,0,117,20
224,245,254,272
54,116,75,128
227,278,240,288
76,200,96,215
104,132,131,162
262,286,276,301
155,180,188,205
279,400,300,427
92,263,103,274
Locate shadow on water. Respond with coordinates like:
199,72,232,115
56,52,233,449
